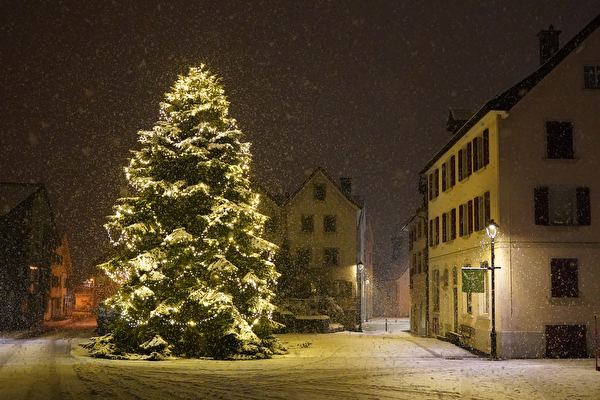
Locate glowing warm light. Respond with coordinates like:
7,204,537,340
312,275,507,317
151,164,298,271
486,219,499,239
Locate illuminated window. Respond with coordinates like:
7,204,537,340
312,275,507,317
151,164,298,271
534,187,591,226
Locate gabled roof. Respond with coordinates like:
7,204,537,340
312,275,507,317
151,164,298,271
283,166,363,209
420,13,600,175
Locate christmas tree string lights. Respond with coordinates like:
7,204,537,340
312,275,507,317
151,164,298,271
82,65,284,360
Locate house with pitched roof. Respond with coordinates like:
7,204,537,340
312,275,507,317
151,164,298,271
257,167,373,330
0,183,61,330
416,14,600,357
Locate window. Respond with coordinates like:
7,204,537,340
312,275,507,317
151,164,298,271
546,121,574,159
323,215,337,233
458,142,472,181
534,187,591,226
301,214,314,232
584,66,600,89
417,252,422,274
473,192,491,232
442,209,457,242
314,183,326,201
473,129,490,172
442,156,456,192
323,247,339,266
429,169,440,200
459,201,474,236
51,275,61,288
296,249,311,267
466,292,473,314
551,258,578,298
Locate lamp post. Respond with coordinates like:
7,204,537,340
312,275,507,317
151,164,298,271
486,219,500,359
357,262,364,332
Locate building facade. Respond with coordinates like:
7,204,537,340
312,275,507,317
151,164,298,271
416,15,600,357
0,183,60,330
404,206,428,336
257,167,372,329
44,234,73,320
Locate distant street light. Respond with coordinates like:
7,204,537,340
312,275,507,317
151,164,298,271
486,219,500,359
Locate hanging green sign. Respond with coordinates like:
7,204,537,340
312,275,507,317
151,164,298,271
462,268,485,293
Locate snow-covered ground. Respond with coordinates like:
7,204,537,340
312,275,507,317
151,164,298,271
1,317,599,399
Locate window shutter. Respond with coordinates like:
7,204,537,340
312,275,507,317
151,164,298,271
458,149,463,181
451,208,457,240
576,187,591,226
450,155,456,186
442,163,447,192
442,214,447,243
428,174,433,201
459,205,464,237
473,196,480,231
468,200,473,234
466,142,472,177
534,187,550,225
429,219,433,245
473,137,479,172
483,129,490,166
434,169,439,198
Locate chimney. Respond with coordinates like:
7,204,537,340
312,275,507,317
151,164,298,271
340,177,352,197
537,24,561,65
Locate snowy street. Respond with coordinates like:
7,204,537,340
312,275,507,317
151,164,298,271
1,317,599,399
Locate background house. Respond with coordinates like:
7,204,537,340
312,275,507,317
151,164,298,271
257,167,373,330
44,234,73,320
416,14,600,358
0,183,60,330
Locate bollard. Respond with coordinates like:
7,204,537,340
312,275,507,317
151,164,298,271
385,318,388,332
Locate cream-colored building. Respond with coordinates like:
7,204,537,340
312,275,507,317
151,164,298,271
44,234,73,320
418,15,600,358
257,167,372,328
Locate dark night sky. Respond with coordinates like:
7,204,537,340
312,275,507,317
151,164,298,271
1,1,599,281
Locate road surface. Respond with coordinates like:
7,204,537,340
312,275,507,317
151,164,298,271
1,317,599,399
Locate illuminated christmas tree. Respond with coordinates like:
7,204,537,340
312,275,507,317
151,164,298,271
88,66,283,359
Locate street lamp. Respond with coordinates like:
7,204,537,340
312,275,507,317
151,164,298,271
486,219,500,359
357,262,364,332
